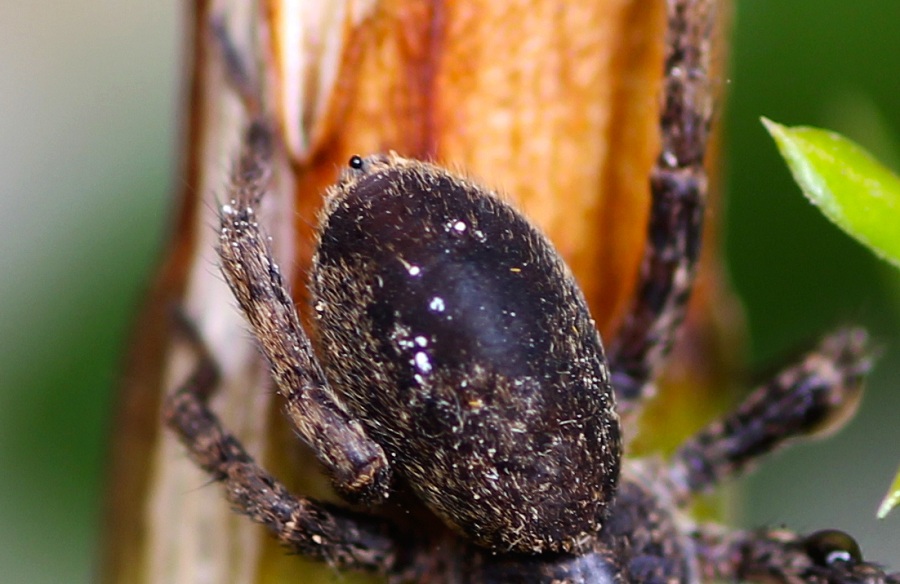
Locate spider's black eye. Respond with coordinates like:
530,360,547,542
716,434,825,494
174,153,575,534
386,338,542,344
804,529,863,566
348,155,364,170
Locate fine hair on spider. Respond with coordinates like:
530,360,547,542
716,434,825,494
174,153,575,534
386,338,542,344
163,0,898,582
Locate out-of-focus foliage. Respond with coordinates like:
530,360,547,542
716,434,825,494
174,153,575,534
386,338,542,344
878,467,900,519
763,118,900,268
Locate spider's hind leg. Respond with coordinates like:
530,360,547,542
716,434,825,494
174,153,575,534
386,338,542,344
693,524,900,583
608,0,717,416
162,309,411,575
666,327,872,500
665,328,896,582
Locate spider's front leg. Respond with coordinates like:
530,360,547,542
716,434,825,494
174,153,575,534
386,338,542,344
609,0,716,415
214,121,391,505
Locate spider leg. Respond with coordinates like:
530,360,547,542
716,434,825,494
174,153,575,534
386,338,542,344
208,14,261,116
693,524,900,583
609,0,716,415
215,121,391,504
666,328,871,499
163,310,412,575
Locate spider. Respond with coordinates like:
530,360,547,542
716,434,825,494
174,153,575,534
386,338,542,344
164,0,898,582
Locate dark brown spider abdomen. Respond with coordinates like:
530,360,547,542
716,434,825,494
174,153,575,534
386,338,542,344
311,153,622,554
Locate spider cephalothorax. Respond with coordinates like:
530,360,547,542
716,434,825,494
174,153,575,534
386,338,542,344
163,0,898,582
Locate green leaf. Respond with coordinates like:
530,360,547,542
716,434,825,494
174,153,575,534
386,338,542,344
877,465,900,519
762,117,900,269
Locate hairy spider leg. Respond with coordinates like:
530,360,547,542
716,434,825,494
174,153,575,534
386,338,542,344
215,122,391,505
208,15,261,116
667,327,870,499
162,317,410,574
661,327,899,583
693,526,900,583
609,0,715,416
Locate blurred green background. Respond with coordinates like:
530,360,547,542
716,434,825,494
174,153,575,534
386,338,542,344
0,2,897,582
727,0,900,567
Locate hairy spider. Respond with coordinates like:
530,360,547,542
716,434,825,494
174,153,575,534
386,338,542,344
164,1,898,582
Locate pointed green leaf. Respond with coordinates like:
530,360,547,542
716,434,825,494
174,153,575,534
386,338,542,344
762,117,900,268
877,465,900,519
